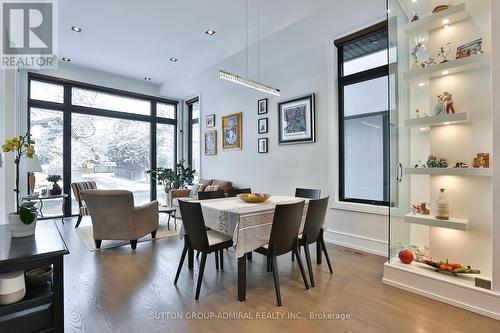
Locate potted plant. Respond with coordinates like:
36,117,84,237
2,133,39,237
147,160,195,205
46,175,62,195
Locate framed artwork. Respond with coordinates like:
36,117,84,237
206,114,215,128
456,38,483,59
222,112,242,150
258,118,268,134
258,138,268,153
278,93,315,145
205,130,217,155
258,98,268,115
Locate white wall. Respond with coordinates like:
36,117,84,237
161,0,388,255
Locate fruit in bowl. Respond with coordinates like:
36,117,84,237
399,250,414,264
237,193,270,203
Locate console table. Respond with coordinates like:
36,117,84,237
0,222,69,333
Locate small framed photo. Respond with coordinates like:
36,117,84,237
278,93,315,145
258,138,268,154
456,38,483,59
258,118,268,134
205,130,217,155
206,114,215,128
258,98,268,115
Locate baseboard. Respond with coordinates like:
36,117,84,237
323,229,387,257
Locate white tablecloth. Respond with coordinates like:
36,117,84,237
179,196,309,258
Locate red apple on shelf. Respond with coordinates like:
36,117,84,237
399,250,414,264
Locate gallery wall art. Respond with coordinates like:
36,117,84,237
222,112,242,150
278,93,315,144
205,130,217,155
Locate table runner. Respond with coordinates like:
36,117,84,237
179,196,308,258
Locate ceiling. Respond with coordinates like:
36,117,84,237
58,0,331,85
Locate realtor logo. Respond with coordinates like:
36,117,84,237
1,0,58,68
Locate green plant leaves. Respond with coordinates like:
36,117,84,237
19,203,38,225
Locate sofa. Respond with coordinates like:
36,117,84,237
169,179,233,213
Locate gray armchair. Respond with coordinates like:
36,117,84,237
80,189,159,250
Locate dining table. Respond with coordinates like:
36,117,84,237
179,195,312,301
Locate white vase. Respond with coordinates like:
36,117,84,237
8,213,37,238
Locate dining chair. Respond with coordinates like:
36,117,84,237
228,188,252,197
198,190,225,200
295,188,321,199
298,196,332,287
254,201,309,306
175,200,233,300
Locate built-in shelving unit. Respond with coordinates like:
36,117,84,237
403,53,490,80
404,3,467,34
406,167,492,177
405,112,468,127
404,213,469,231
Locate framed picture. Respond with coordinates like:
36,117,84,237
258,98,268,115
456,38,483,59
205,130,217,155
278,93,315,145
258,138,268,153
206,114,215,128
258,118,268,134
222,112,242,150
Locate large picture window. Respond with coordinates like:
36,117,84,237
187,97,200,179
28,73,177,218
335,22,389,206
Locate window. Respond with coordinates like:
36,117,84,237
28,75,178,218
335,22,389,206
187,98,200,178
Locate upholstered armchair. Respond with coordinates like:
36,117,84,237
80,190,159,250
71,181,97,228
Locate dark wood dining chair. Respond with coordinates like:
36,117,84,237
254,201,309,306
298,196,332,287
198,190,225,200
175,200,233,300
228,188,252,197
295,188,321,199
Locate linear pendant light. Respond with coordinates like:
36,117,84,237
219,0,280,96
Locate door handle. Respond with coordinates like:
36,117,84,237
396,163,402,183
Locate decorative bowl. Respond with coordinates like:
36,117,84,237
237,193,270,203
25,266,53,286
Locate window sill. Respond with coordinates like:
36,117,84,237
332,200,389,216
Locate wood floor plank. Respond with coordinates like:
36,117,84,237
56,217,500,333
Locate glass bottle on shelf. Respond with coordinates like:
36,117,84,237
435,188,450,220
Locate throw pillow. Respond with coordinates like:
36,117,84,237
204,185,219,192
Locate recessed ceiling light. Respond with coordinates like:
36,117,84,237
169,57,178,62
442,70,450,75
144,77,151,81
205,29,216,36
418,82,425,87
442,19,450,25
62,57,71,62
412,0,418,3
71,26,82,33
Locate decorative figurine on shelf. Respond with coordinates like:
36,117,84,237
411,13,420,22
454,162,469,168
442,92,456,114
433,94,446,116
432,5,451,14
427,155,449,168
472,153,490,168
411,37,426,70
423,57,437,67
437,43,452,63
413,160,427,168
412,202,430,215
436,188,450,220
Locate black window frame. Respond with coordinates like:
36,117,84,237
27,72,178,218
186,97,200,170
335,21,390,207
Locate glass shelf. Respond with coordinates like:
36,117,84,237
404,3,467,34
405,167,492,177
405,113,468,127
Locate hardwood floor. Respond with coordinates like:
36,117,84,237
56,217,500,333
